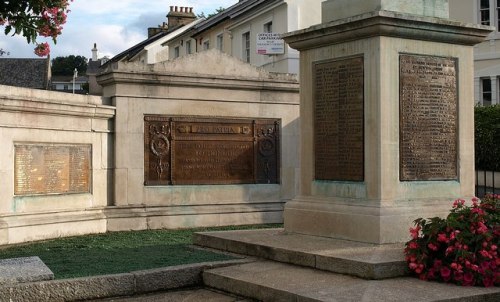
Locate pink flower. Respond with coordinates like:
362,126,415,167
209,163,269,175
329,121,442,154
428,243,439,251
433,259,443,269
483,277,494,287
410,226,421,239
408,241,418,249
437,233,448,243
409,262,418,270
453,199,465,208
463,272,474,286
480,250,491,258
491,245,497,251
34,43,50,57
440,267,452,281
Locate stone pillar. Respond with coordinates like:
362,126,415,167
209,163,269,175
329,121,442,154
282,0,492,244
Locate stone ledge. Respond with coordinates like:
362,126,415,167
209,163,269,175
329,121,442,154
194,228,407,279
0,259,251,302
0,257,54,285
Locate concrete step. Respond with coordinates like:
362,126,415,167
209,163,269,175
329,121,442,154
203,261,500,302
194,228,407,279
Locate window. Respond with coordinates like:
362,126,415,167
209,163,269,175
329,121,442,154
497,0,500,28
203,40,210,50
481,0,491,25
264,21,272,33
482,78,492,106
174,46,180,58
242,32,250,63
217,34,223,51
186,40,192,54
63,84,68,90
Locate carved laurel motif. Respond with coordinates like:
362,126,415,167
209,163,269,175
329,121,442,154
149,124,171,179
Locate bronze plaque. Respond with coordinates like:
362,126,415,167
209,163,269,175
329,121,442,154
400,54,458,181
313,57,364,181
14,144,91,195
144,116,280,185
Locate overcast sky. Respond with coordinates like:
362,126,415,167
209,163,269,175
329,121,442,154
0,0,238,59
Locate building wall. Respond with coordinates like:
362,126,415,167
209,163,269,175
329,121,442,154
0,85,115,244
98,50,300,231
165,0,323,74
450,0,500,105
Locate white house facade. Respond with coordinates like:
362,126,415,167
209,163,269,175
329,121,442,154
450,0,500,105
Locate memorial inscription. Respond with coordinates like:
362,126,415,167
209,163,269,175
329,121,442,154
144,116,280,185
400,54,458,181
14,144,91,195
314,56,364,181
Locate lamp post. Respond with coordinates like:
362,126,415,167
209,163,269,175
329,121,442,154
72,68,78,94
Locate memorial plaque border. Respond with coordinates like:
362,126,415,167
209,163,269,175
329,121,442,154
399,53,459,181
14,143,92,196
312,55,365,182
144,115,281,186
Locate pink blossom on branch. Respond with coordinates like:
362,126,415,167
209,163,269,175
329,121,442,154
34,42,50,57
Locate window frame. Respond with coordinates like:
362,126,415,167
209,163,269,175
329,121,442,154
242,31,251,63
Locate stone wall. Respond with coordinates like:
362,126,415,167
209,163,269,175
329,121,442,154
0,85,115,244
98,50,300,231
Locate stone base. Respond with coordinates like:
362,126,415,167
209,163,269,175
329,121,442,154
284,196,455,244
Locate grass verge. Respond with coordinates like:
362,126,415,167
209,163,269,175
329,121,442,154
0,224,282,279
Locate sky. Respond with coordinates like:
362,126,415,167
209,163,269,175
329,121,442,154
0,0,239,59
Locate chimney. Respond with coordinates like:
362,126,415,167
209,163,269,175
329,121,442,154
167,5,196,28
91,43,98,61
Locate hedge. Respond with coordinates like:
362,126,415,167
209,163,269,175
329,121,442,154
475,104,500,171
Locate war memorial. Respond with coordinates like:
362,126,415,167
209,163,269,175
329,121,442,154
0,0,499,300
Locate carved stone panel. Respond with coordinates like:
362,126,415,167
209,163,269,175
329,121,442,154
144,116,280,185
313,56,364,181
400,54,458,181
14,144,91,195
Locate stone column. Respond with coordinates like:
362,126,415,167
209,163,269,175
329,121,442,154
282,0,492,244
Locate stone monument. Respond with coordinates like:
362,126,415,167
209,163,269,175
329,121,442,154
282,0,492,243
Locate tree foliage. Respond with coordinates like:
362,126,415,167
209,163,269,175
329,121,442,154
0,48,9,56
197,7,225,19
51,55,87,76
0,0,72,56
475,104,500,171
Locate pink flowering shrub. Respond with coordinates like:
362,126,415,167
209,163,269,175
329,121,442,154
405,194,499,287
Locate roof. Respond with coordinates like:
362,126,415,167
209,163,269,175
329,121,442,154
105,30,172,65
87,60,102,74
0,58,50,89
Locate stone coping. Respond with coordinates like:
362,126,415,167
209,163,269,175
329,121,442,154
283,10,493,50
0,256,54,285
0,259,251,302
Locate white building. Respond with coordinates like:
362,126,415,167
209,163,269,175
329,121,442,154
450,0,500,105
165,0,323,74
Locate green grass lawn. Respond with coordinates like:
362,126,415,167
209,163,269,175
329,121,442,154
0,224,282,279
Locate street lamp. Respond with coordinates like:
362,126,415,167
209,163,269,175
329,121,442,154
72,68,78,94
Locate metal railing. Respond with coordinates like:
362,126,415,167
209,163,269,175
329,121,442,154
475,170,500,198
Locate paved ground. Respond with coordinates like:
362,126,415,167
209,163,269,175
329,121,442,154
90,288,253,302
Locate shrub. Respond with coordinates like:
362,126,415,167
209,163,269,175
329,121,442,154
475,104,500,171
404,195,499,287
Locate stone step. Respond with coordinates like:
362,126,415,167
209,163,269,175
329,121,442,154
203,261,500,302
194,228,407,279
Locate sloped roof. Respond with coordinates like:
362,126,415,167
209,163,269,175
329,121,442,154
105,30,172,65
192,0,271,33
0,58,50,89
